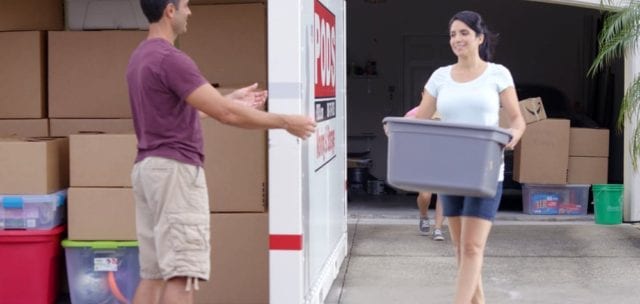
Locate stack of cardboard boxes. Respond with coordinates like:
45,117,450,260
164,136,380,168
184,3,269,303
0,0,63,137
0,2,69,303
505,97,610,215
0,0,269,303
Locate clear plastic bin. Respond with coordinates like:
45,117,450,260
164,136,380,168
522,184,590,215
383,117,511,197
0,189,67,230
62,240,140,304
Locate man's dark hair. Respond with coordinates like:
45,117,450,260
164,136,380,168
140,0,179,23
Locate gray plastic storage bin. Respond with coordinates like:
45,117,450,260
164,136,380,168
384,117,511,197
0,190,67,230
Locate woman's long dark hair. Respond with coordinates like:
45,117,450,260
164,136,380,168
449,11,498,61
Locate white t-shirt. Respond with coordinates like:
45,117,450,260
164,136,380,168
424,62,514,181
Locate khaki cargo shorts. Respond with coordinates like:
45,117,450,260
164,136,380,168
131,156,210,281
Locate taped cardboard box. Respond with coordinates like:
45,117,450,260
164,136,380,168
568,157,608,184
69,134,137,187
48,30,147,118
0,119,49,137
202,119,267,212
500,97,547,128
514,119,570,184
0,31,46,118
569,128,609,157
519,97,547,123
67,187,136,240
180,4,267,87
0,0,64,31
195,213,268,304
49,119,134,137
0,137,69,194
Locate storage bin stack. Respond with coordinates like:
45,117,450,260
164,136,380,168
0,137,69,304
0,2,69,303
509,98,610,215
49,1,148,302
64,133,141,304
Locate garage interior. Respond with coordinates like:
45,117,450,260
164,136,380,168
345,0,625,210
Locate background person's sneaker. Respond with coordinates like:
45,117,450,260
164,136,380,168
419,217,430,235
433,228,445,241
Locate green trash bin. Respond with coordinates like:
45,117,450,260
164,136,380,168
592,184,623,225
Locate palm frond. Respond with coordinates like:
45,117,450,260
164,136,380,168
588,1,640,76
618,74,640,131
631,123,640,168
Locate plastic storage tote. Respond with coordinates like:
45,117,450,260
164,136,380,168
522,184,590,215
0,189,67,230
0,225,65,304
65,0,149,30
383,117,511,197
62,240,140,304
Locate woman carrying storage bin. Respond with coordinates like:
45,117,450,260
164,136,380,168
412,10,525,304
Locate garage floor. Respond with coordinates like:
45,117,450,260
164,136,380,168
326,194,639,304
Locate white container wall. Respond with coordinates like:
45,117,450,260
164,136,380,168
268,0,348,303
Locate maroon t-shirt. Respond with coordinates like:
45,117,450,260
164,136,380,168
126,38,208,166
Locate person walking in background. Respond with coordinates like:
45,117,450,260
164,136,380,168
404,105,445,241
412,10,525,304
127,1,316,303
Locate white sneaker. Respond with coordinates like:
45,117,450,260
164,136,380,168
419,217,430,235
433,228,445,241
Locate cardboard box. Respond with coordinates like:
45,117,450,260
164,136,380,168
48,31,147,118
0,138,69,194
69,134,137,187
569,128,609,157
195,213,268,304
0,119,49,137
65,0,149,30
514,119,570,184
180,4,267,87
0,0,64,31
67,187,136,240
498,97,547,128
568,157,608,184
49,119,134,137
203,119,267,212
518,97,547,124
0,31,46,118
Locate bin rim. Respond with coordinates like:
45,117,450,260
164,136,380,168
592,184,624,188
0,224,66,236
382,116,512,144
61,239,138,249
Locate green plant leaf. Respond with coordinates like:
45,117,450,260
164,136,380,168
590,0,640,168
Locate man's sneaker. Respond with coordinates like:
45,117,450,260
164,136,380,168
433,228,445,241
419,217,430,235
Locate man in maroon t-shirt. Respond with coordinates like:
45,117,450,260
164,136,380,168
128,1,316,303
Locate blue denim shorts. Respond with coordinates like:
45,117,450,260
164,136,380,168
440,182,503,221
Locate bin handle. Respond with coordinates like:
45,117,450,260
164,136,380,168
107,271,129,304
